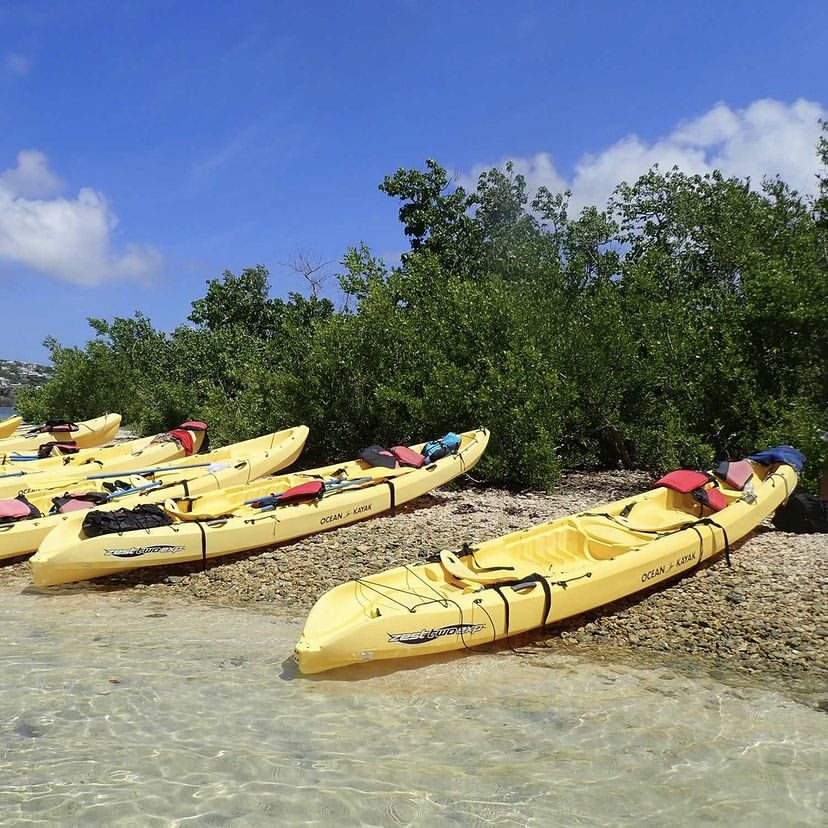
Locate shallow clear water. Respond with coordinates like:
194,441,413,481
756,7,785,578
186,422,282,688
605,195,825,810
1,589,825,827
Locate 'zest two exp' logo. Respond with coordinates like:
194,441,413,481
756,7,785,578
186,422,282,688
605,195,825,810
104,545,185,559
388,623,485,645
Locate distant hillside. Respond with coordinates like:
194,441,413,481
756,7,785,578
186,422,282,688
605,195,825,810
0,359,52,405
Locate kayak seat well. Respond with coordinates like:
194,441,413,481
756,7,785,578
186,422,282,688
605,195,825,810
433,502,703,578
570,515,658,560
496,519,634,562
573,499,707,560
436,528,605,583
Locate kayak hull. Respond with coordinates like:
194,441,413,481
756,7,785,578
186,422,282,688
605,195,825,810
1,426,308,561
0,424,210,499
294,456,799,674
0,413,122,455
0,415,23,439
29,428,488,586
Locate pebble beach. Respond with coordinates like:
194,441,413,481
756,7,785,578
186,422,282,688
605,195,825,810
1,469,825,704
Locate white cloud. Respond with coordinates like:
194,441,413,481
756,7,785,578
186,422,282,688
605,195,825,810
456,98,827,215
456,152,569,207
0,149,64,198
0,150,163,287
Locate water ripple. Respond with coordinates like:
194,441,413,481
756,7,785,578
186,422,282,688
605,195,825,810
0,590,825,826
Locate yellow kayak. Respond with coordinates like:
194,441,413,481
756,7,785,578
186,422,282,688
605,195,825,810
0,414,23,439
293,448,801,674
1,426,309,562
0,422,210,498
0,413,122,455
30,428,489,587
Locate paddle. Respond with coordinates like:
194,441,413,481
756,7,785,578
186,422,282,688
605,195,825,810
0,459,224,482
168,463,417,521
85,461,219,479
246,469,413,510
251,477,379,511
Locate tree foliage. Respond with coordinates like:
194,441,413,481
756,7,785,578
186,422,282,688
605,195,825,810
17,131,828,492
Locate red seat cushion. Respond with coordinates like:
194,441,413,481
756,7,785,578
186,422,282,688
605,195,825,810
390,446,426,468
0,499,31,520
654,470,712,493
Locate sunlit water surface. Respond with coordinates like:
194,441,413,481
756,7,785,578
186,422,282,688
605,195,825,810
1,589,825,827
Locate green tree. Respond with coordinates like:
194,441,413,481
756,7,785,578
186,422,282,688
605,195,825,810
19,144,827,491
379,159,482,278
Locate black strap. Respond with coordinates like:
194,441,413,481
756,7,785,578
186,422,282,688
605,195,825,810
686,517,731,566
384,479,396,516
484,572,553,630
700,517,730,566
769,470,791,501
465,543,516,574
533,574,553,626
195,521,208,570
491,585,511,635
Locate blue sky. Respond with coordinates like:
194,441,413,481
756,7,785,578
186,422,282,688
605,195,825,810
1,1,826,364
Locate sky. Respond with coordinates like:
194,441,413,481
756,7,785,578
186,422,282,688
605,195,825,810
0,1,826,364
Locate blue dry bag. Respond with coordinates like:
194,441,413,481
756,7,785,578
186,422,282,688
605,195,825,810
421,432,462,463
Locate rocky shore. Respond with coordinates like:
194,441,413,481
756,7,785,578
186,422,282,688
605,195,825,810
1,470,825,703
